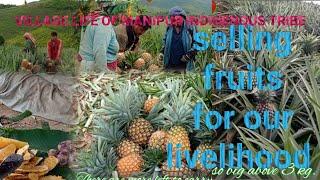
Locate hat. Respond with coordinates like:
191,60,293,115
169,6,187,18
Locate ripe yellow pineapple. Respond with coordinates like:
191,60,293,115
21,59,30,70
117,153,143,177
167,126,191,155
133,58,145,69
128,118,154,145
162,160,193,178
32,64,41,74
148,130,168,152
196,143,214,173
141,52,152,63
162,91,194,159
148,64,160,72
117,139,142,158
144,97,159,113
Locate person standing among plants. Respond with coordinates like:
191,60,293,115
23,32,36,55
46,32,63,73
114,15,152,52
160,6,198,72
47,32,63,64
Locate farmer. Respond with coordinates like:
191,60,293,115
78,1,120,72
47,31,63,64
23,32,36,55
160,6,198,72
45,32,63,73
114,15,152,52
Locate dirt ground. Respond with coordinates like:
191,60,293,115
0,103,74,131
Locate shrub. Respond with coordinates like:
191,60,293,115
0,35,5,46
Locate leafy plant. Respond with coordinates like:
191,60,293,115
0,35,4,46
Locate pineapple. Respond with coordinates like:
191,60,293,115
141,52,153,63
128,118,154,145
161,91,194,158
21,59,30,70
161,160,193,178
120,51,141,70
134,58,146,69
243,70,257,90
148,130,168,152
32,64,41,74
144,97,159,113
195,143,214,173
117,139,142,158
117,153,143,177
117,52,126,62
94,119,142,159
148,64,160,72
255,90,277,119
167,126,191,154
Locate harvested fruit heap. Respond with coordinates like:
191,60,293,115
76,75,218,178
0,137,63,180
117,51,161,73
20,59,41,74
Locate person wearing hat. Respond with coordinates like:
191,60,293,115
78,1,120,72
23,32,36,55
160,6,198,72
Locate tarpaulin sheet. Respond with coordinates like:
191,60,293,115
0,71,78,125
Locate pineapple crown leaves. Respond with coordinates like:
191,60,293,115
161,90,195,132
141,148,165,177
124,51,141,67
254,90,277,103
76,139,117,178
155,78,190,103
295,33,320,56
145,102,164,129
102,82,146,127
93,118,124,146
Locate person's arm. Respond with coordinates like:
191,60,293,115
160,27,169,54
182,26,199,62
57,40,63,61
47,41,52,59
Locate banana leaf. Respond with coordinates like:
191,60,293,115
0,128,73,151
0,128,76,179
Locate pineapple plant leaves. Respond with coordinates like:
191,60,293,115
141,148,165,177
100,82,146,127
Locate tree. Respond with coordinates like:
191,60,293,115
25,0,27,5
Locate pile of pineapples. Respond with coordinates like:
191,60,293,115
76,78,217,178
117,52,161,73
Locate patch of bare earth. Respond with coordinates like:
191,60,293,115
0,103,73,132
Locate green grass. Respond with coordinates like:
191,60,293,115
0,45,77,75
0,0,78,48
